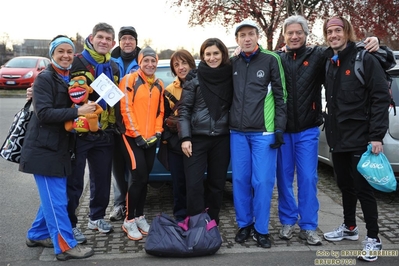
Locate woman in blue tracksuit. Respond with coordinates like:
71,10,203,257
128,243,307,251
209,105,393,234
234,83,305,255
19,36,94,261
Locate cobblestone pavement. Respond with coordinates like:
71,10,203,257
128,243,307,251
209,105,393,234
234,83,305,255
316,164,399,244
49,164,399,259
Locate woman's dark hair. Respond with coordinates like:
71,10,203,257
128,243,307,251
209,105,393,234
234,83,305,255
199,38,230,66
169,49,196,76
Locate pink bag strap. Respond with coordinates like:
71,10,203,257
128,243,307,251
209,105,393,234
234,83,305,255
178,216,190,231
206,219,217,231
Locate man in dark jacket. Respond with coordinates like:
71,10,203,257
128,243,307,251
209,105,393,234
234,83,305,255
67,22,120,244
230,20,287,249
322,16,389,262
275,16,325,246
276,15,380,246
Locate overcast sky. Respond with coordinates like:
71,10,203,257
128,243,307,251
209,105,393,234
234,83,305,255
0,0,240,53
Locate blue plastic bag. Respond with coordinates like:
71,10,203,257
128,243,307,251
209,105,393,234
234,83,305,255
357,144,397,193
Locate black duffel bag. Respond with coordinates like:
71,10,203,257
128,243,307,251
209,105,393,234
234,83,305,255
145,211,222,257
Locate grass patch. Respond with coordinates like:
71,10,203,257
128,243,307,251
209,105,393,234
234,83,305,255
0,89,26,97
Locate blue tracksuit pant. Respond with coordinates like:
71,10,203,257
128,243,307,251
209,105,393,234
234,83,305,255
276,126,320,230
231,131,276,235
27,175,77,254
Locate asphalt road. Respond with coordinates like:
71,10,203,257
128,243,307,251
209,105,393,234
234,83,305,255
1,97,398,266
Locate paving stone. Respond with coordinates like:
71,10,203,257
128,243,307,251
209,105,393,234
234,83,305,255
73,163,399,256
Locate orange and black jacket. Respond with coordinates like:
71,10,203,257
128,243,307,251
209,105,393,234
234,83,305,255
119,69,164,139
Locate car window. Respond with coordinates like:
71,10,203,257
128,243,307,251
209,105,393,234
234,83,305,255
6,58,37,68
391,72,399,105
156,67,175,87
38,59,46,69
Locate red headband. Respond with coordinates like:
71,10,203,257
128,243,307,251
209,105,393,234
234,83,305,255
326,18,344,29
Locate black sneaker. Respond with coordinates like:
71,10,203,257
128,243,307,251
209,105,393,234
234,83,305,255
253,230,271,248
234,223,254,243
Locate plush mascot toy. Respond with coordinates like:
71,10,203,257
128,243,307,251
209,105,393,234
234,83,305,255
64,76,103,133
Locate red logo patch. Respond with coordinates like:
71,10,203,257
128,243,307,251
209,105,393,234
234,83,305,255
303,61,309,66
345,69,351,76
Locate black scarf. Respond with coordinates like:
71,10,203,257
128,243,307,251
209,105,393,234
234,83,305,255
121,47,139,71
197,61,233,121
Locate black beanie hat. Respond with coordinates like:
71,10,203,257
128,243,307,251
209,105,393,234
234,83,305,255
118,26,138,41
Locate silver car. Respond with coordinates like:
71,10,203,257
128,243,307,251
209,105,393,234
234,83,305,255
318,66,399,177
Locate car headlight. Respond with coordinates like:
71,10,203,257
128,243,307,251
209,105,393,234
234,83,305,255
23,71,34,79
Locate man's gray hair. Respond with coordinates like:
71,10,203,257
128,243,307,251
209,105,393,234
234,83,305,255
283,15,309,36
92,22,115,40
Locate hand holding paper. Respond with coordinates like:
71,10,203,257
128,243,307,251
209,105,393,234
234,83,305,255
91,73,124,107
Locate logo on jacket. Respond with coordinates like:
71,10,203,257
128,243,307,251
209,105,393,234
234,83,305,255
345,69,351,76
257,70,265,78
303,61,309,66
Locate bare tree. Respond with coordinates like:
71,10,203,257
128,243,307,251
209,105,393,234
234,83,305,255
73,33,85,53
328,0,399,49
142,39,153,48
169,0,327,50
169,0,399,50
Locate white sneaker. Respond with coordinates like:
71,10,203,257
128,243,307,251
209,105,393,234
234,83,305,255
299,229,322,246
135,215,150,235
358,236,382,262
279,224,295,240
323,224,359,241
87,219,113,233
72,227,87,244
122,218,143,240
109,205,125,221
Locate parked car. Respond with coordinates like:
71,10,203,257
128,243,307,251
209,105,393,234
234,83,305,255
155,59,176,87
318,66,399,177
149,59,232,183
0,56,51,89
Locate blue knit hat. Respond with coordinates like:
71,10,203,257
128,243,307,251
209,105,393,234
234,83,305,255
49,36,75,71
49,37,75,58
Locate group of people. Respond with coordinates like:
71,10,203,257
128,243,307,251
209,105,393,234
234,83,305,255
20,13,391,262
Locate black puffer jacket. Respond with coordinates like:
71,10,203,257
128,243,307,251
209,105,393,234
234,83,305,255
19,65,77,177
178,76,230,140
324,42,390,152
278,44,324,133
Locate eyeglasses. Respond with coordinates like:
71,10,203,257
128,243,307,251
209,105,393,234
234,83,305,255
120,36,136,42
69,79,86,86
285,30,305,37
